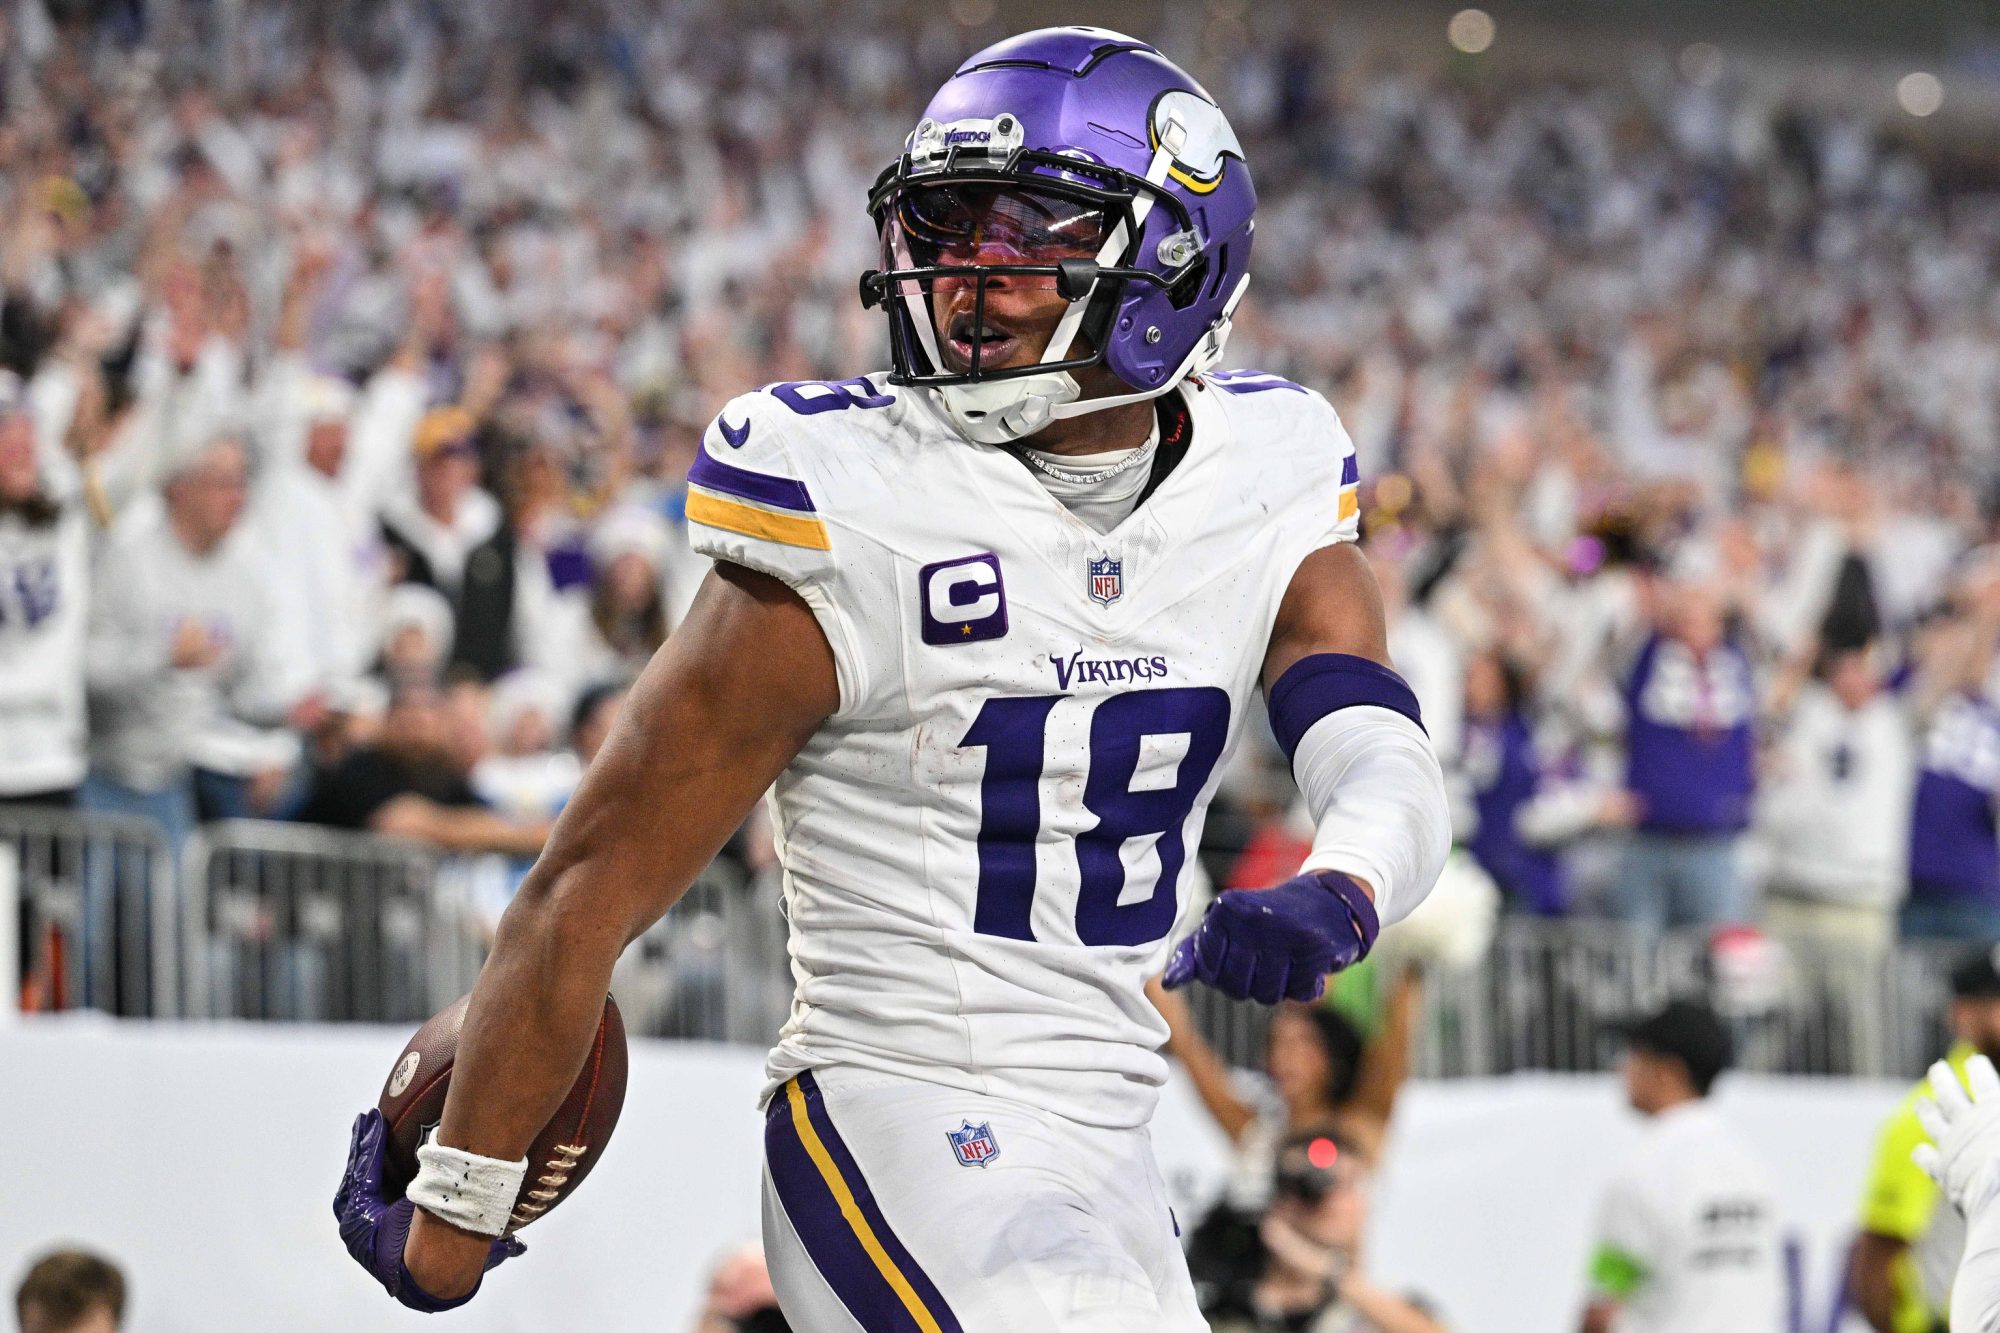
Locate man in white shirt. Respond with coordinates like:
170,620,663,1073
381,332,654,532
248,364,384,698
84,422,308,842
1581,1000,1784,1332
1758,645,1914,954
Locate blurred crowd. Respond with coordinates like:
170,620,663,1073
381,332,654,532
3,0,2000,964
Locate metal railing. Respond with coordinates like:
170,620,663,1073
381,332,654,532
184,820,476,1023
1,807,180,1017
1,806,1972,1083
1188,921,1961,1081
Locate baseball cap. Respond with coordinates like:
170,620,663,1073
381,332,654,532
1619,999,1733,1094
1951,945,2000,999
412,406,478,462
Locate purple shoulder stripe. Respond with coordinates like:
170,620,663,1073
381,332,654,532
689,449,816,514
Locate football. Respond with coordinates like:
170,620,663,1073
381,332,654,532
377,992,628,1232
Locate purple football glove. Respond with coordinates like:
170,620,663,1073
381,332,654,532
1162,870,1380,1004
334,1109,523,1312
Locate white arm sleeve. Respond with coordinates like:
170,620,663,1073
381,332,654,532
1955,1199,2000,1333
1293,705,1452,926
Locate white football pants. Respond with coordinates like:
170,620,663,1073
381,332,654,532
761,1065,1205,1331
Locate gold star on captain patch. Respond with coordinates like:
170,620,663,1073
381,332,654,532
961,623,972,636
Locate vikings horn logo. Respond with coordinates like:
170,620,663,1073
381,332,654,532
1150,89,1245,194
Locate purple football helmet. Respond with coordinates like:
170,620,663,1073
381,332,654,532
862,27,1256,443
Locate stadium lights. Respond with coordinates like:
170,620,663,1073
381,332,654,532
1448,8,1496,55
1897,71,1944,118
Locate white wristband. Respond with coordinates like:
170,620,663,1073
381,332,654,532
408,1141,529,1238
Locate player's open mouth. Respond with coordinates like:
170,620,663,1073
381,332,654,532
946,310,1021,369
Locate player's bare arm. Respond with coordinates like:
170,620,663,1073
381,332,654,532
1264,543,1396,691
341,561,837,1305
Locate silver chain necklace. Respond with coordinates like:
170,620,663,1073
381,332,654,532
1017,435,1160,486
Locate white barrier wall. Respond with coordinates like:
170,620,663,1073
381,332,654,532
2,1017,1906,1332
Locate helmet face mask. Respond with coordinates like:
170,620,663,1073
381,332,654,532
859,28,1257,444
866,154,1191,387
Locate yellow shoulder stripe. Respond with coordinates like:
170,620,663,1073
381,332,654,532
687,489,831,552
1338,486,1360,523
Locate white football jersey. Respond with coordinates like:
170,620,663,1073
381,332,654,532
0,506,89,795
688,369,1360,1129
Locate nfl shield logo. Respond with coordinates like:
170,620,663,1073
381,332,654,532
1088,556,1123,606
946,1120,1000,1168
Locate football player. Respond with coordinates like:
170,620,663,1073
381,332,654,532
335,27,1450,1329
1915,1051,2000,1333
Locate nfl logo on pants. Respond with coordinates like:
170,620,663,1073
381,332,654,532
1088,556,1123,606
947,1120,1000,1168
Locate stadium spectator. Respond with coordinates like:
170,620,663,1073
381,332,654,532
1154,969,1421,1201
1851,948,2000,1332
0,372,87,806
1756,644,1915,954
1199,1129,1444,1333
293,677,548,857
689,1245,789,1333
13,1247,124,1333
1608,571,1759,929
1901,564,2000,941
1460,651,1558,912
562,503,673,689
379,407,515,678
1457,648,1638,916
377,583,456,690
82,423,305,843
1581,1000,1781,1332
470,670,581,822
243,242,392,689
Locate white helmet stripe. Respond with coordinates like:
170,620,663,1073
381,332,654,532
1034,128,1180,370
888,223,946,375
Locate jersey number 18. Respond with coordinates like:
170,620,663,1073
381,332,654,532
961,687,1230,947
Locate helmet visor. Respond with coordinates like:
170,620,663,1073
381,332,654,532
885,181,1111,270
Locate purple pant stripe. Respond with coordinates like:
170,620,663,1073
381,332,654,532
792,1072,962,1330
764,1076,960,1332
